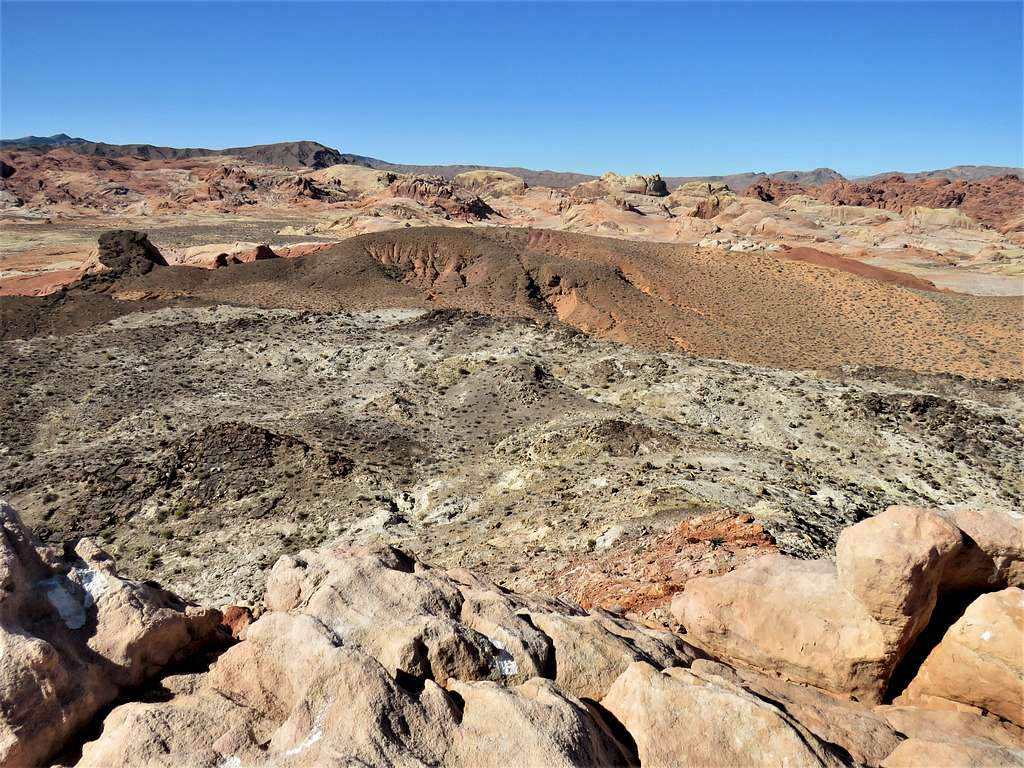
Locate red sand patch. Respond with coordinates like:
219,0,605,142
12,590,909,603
0,269,80,297
544,511,776,615
777,247,940,292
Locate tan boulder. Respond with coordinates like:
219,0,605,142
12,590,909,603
526,609,700,699
265,545,503,684
836,505,963,656
898,588,1024,726
672,554,891,701
881,738,1024,767
877,705,1024,752
693,659,903,767
449,569,554,682
79,578,632,767
448,677,632,766
80,611,458,767
601,661,845,767
936,507,1024,591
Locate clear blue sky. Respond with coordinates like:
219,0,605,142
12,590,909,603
2,2,1021,176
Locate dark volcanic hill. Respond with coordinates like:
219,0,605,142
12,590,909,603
0,135,350,169
4,227,1020,379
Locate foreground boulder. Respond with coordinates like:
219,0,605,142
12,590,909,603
692,659,903,766
602,661,845,767
877,706,1024,767
673,505,1023,703
0,501,221,766
266,543,698,696
897,587,1023,725
673,554,891,701
836,505,963,660
74,544,672,766
936,507,1024,591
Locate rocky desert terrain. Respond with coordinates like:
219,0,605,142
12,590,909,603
1,138,1022,767
3,138,1023,298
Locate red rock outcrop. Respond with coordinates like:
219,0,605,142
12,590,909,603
745,174,1024,230
385,176,496,220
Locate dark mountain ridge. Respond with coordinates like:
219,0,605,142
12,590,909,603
2,134,1017,187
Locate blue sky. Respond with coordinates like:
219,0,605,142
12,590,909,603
1,2,1021,176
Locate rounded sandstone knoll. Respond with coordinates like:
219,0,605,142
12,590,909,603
452,169,528,198
166,241,281,269
573,171,669,198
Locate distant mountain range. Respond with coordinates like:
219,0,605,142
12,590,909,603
0,134,351,170
2,134,1019,188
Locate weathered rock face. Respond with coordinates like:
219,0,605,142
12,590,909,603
744,173,1024,230
898,587,1024,726
877,705,1024,756
673,553,891,701
452,169,528,197
93,229,168,275
1,503,1019,768
573,172,669,198
673,505,1023,704
836,505,963,658
601,661,846,767
0,501,221,767
387,176,496,220
693,659,904,766
937,508,1024,591
72,543,667,767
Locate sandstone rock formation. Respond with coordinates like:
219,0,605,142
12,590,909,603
0,501,221,766
897,587,1023,725
673,505,1024,704
745,173,1024,231
937,507,1024,591
452,169,527,197
673,553,892,701
384,175,496,220
602,661,846,767
573,172,669,198
1,502,1021,767
836,505,963,659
